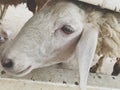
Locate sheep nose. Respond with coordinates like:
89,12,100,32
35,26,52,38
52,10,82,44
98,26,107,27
1,59,14,68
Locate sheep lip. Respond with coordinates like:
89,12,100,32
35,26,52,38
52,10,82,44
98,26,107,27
16,66,31,75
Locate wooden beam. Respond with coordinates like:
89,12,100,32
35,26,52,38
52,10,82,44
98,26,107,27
78,0,120,12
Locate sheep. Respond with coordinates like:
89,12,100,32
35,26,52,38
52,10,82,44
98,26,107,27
90,12,120,74
1,0,120,90
0,25,8,45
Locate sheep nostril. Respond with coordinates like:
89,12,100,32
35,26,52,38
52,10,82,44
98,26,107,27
1,59,14,68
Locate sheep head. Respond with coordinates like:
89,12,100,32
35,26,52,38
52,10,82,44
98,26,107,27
1,0,85,76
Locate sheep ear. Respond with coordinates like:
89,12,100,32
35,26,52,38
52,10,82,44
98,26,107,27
75,23,99,90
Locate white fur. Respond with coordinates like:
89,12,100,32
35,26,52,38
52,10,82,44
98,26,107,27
2,0,85,76
1,0,120,90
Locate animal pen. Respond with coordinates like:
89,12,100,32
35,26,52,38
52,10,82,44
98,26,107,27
0,0,120,90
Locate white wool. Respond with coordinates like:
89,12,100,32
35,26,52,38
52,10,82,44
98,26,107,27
86,10,120,58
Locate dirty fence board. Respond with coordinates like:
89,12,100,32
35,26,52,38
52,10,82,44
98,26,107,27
78,0,120,12
0,74,120,90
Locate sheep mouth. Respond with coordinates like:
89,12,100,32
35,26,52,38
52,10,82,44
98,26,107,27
16,66,32,75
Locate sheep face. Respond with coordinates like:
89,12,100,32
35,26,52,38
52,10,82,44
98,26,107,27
1,0,85,76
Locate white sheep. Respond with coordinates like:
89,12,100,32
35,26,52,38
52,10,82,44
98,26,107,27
1,0,120,90
89,10,120,74
0,25,8,44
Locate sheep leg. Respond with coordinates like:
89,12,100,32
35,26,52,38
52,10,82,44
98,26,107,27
112,58,120,76
90,55,104,73
76,26,99,90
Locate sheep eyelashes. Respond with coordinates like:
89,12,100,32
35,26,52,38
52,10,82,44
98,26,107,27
61,25,74,34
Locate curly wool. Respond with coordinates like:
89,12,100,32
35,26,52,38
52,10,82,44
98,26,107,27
87,10,120,58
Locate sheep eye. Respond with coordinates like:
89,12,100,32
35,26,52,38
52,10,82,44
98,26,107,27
61,25,74,34
0,36,3,40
